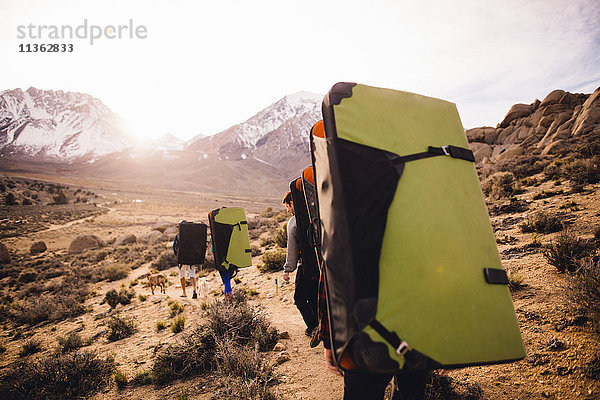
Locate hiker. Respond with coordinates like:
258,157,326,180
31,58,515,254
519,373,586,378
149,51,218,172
282,191,319,338
173,230,198,298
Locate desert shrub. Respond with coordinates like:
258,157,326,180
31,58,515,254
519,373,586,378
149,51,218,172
424,371,483,399
482,172,518,199
114,369,128,389
149,291,277,385
543,162,562,181
250,244,262,256
532,189,563,200
258,249,286,273
18,270,38,283
169,300,184,317
586,355,600,380
131,370,153,385
497,155,547,180
490,198,529,216
206,290,278,351
507,271,526,291
58,332,85,353
274,223,287,248
544,232,594,273
4,193,18,205
570,258,600,334
103,288,134,308
19,339,43,357
152,250,177,271
21,198,32,205
0,344,6,354
11,293,86,325
0,350,114,400
213,338,278,400
563,156,600,185
52,192,68,205
156,321,167,332
171,315,186,333
594,226,600,242
260,207,277,219
151,326,216,384
137,294,147,302
106,316,136,342
102,263,131,281
519,212,563,234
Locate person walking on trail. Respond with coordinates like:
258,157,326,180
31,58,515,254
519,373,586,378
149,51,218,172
282,191,319,338
173,232,198,299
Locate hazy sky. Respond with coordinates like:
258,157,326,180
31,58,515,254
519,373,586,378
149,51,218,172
1,0,599,141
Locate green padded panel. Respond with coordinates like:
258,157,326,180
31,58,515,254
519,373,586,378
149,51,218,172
213,207,252,268
328,84,524,368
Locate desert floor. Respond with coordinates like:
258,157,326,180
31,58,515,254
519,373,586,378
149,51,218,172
1,174,600,399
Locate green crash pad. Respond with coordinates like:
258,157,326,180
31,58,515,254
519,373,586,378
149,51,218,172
312,83,525,372
208,207,252,271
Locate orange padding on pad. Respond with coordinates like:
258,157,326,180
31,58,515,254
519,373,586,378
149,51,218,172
312,120,325,138
303,166,314,185
295,178,302,190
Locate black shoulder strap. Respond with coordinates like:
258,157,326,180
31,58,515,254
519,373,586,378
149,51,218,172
400,145,475,163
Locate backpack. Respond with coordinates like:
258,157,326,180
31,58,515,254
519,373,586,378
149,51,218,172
208,207,252,274
289,176,320,280
310,83,525,374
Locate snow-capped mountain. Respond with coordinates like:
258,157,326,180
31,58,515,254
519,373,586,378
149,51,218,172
188,91,323,175
0,87,133,161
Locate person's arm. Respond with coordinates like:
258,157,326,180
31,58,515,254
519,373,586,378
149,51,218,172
324,348,342,376
283,217,299,281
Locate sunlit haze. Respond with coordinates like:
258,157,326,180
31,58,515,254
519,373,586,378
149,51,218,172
1,0,599,141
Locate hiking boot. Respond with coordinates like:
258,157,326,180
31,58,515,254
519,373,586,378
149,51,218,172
192,292,197,299
309,326,321,348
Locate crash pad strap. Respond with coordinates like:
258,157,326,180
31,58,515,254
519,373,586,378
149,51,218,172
399,145,475,163
370,319,404,354
484,268,509,284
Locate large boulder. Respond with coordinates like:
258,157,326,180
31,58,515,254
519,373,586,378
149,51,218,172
0,242,10,264
68,235,105,254
114,234,137,247
499,104,534,128
164,226,178,236
30,241,47,255
469,142,493,162
152,221,174,233
138,230,165,244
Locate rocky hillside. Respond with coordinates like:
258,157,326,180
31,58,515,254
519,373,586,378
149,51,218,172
467,87,600,164
0,88,133,161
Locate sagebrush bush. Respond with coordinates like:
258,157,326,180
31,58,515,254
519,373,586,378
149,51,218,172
259,249,286,273
274,223,287,248
151,327,216,384
103,288,134,308
171,315,186,333
507,272,526,291
520,212,563,234
156,321,167,332
106,316,136,342
570,258,600,334
482,172,518,199
19,339,43,357
424,371,484,399
168,300,184,317
564,156,600,186
11,293,86,325
152,250,177,271
149,289,277,385
58,332,85,353
114,369,128,389
0,351,114,399
544,232,594,273
102,263,131,281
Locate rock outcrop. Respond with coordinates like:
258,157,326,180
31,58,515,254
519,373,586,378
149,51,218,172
30,241,47,254
114,234,137,247
68,234,105,254
0,242,10,264
467,87,600,163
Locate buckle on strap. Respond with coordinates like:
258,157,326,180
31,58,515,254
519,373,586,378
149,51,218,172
396,340,411,356
441,146,450,156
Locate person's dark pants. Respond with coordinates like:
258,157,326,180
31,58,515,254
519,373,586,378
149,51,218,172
294,271,319,331
343,369,429,400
